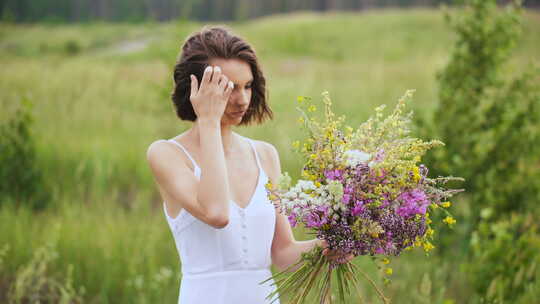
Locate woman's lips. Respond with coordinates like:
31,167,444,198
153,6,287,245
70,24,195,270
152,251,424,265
230,111,246,117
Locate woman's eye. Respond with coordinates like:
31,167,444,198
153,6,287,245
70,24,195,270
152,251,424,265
245,86,252,90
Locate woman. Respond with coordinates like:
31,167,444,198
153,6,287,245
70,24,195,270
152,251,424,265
146,26,351,304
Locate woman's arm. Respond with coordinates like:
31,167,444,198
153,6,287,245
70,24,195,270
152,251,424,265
147,66,235,229
260,142,320,270
262,142,353,271
271,213,323,271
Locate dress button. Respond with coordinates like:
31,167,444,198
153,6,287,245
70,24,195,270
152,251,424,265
241,236,247,240
243,248,248,253
242,224,247,228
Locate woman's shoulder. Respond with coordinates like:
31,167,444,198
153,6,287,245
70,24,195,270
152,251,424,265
145,137,193,172
242,136,278,160
243,136,281,180
146,132,191,157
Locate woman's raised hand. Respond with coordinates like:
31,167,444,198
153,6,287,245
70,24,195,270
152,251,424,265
190,66,235,123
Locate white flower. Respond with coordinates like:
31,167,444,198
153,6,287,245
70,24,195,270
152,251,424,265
343,149,371,167
297,180,316,191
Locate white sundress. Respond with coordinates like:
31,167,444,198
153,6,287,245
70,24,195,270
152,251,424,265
162,135,280,304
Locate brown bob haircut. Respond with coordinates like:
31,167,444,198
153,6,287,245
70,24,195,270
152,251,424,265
171,26,273,125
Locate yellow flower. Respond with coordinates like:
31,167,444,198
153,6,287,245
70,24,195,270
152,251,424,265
426,228,434,238
425,212,432,224
423,241,435,252
265,182,273,190
413,166,421,182
382,258,390,265
315,181,322,188
292,141,300,149
308,105,317,112
298,117,304,124
443,216,456,225
297,96,304,103
385,268,393,275
441,201,452,208
431,203,439,209
310,154,317,160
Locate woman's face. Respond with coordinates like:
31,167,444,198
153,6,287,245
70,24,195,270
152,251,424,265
208,58,253,126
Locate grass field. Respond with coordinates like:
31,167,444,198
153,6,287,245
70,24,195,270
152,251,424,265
1,8,539,303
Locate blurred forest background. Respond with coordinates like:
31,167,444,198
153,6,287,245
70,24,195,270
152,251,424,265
1,0,540,22
1,0,539,303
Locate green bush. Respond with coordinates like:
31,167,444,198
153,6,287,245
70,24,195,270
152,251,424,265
416,0,540,301
0,98,49,210
64,39,81,55
469,213,540,303
418,0,540,221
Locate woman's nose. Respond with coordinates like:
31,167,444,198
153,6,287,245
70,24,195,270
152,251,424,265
236,90,250,107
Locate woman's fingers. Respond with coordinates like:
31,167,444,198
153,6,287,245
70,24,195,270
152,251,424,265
223,81,234,100
200,65,212,88
323,248,354,264
218,74,229,91
211,66,222,85
321,240,329,249
189,75,199,98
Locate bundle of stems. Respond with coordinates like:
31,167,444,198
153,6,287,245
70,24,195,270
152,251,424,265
261,246,391,304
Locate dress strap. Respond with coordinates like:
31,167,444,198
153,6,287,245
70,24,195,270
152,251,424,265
245,137,263,173
167,139,201,177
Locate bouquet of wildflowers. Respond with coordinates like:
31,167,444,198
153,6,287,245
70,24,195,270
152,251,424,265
262,90,464,304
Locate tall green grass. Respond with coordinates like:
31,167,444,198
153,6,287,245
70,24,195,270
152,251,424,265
1,8,539,303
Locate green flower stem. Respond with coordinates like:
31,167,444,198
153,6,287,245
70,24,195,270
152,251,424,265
349,263,390,304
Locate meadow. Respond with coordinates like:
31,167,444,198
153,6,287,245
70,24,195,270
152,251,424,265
1,8,539,303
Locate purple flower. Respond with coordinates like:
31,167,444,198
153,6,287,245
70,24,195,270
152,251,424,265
396,188,430,218
342,194,351,204
351,200,366,216
324,169,343,181
304,205,330,228
304,213,325,228
288,213,297,227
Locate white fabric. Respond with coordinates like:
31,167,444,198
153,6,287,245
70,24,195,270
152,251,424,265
162,136,280,304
